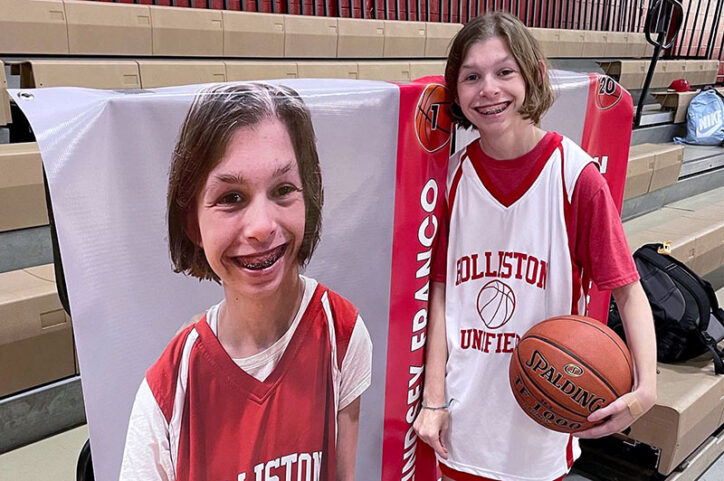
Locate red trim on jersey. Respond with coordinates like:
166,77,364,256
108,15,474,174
146,324,197,423
566,435,575,468
439,463,567,481
559,143,584,316
467,132,562,208
193,286,325,404
326,290,359,369
448,159,465,213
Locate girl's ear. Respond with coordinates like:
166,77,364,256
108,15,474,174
184,207,202,248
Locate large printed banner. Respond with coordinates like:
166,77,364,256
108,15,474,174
10,72,632,481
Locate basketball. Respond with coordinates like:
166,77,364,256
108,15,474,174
509,315,633,433
414,84,452,153
476,279,516,329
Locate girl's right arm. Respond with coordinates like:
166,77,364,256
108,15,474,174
412,280,449,459
119,379,175,481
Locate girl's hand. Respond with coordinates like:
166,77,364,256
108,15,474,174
413,406,450,459
574,387,656,439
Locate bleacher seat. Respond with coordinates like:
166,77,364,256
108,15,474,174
0,143,48,233
624,143,684,200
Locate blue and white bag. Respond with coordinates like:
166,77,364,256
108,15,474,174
674,88,724,146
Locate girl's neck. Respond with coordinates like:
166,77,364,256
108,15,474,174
479,123,546,161
218,274,305,358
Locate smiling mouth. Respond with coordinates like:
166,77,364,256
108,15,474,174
475,101,512,115
233,244,287,271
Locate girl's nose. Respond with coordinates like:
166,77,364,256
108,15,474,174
478,76,500,97
243,198,276,243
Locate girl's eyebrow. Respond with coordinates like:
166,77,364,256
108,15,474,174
210,162,294,186
460,55,515,70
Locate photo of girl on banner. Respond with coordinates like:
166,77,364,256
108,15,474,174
119,83,373,481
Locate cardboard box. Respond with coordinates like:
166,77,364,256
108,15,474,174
0,264,75,398
558,29,585,57
652,87,724,123
424,22,461,57
603,31,630,58
297,61,358,79
337,18,384,58
284,16,337,58
0,143,48,232
65,0,152,55
357,61,411,81
0,0,69,54
598,60,646,90
627,355,724,475
529,28,560,58
582,30,606,57
649,143,683,192
225,61,297,81
150,6,223,57
687,220,724,276
409,60,445,79
16,60,141,89
137,61,225,88
223,11,284,58
0,61,11,126
623,144,655,200
383,21,426,58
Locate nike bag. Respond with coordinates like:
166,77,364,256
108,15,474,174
674,88,724,146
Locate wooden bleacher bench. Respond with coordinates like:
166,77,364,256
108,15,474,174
652,87,724,123
0,143,48,233
624,185,724,277
0,263,75,398
598,59,719,91
0,0,649,60
624,143,684,200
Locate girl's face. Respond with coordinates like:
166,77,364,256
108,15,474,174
194,118,306,299
456,36,529,137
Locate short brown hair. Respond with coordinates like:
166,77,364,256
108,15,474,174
167,83,323,281
445,12,554,129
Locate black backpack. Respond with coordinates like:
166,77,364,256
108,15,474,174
609,242,724,374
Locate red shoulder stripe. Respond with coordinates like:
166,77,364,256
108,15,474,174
323,287,359,369
145,321,199,424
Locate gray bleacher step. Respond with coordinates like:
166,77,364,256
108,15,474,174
622,169,724,221
632,122,687,145
680,145,724,177
0,375,85,453
550,58,606,75
636,103,676,126
0,226,53,274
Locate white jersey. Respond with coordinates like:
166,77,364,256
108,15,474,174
441,134,594,481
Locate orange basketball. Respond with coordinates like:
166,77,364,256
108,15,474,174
509,315,633,433
414,84,452,153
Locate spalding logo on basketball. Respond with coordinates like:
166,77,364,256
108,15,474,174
595,75,623,111
414,84,453,153
476,279,516,329
509,315,633,433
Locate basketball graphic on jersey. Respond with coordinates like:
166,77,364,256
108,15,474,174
476,280,516,329
414,84,453,153
594,75,623,111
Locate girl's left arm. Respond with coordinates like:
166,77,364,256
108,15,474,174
336,397,362,481
575,280,657,438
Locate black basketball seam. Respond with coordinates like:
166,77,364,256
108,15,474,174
514,347,591,423
525,335,625,397
538,318,634,374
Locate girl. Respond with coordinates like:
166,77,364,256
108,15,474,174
413,12,657,481
120,83,372,481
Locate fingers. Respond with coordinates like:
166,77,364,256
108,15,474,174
413,410,450,459
586,397,628,423
574,398,634,439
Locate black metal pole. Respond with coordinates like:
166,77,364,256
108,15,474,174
676,0,693,54
718,17,724,60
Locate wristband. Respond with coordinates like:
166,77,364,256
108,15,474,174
621,393,644,418
421,399,454,410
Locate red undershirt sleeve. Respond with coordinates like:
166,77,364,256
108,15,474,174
571,164,639,291
430,197,448,284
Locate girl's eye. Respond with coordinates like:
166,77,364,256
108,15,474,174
499,69,514,77
274,184,301,198
463,73,479,82
218,192,244,205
